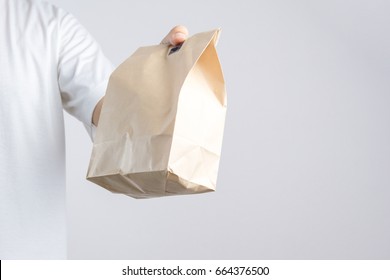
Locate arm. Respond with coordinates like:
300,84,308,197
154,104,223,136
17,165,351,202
92,25,189,126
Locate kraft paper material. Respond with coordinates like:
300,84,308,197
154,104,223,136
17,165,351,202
87,29,227,198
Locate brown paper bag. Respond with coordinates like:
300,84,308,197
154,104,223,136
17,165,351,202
87,29,227,198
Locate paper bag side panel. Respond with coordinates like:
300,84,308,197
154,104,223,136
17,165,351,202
168,35,227,189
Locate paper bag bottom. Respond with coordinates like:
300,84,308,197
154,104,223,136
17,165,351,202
87,170,215,199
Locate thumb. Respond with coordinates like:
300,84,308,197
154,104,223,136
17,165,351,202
160,25,189,46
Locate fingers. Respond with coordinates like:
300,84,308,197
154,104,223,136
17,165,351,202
160,25,189,46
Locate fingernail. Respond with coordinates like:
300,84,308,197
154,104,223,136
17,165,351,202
173,32,187,41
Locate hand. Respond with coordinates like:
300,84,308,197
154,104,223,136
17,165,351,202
160,25,189,46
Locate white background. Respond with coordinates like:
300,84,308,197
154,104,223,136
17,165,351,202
49,0,390,259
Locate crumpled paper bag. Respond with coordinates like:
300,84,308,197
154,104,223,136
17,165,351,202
87,29,227,198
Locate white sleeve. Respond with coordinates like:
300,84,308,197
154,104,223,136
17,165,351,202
57,12,114,140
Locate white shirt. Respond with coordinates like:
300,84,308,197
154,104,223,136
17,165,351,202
0,0,113,259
